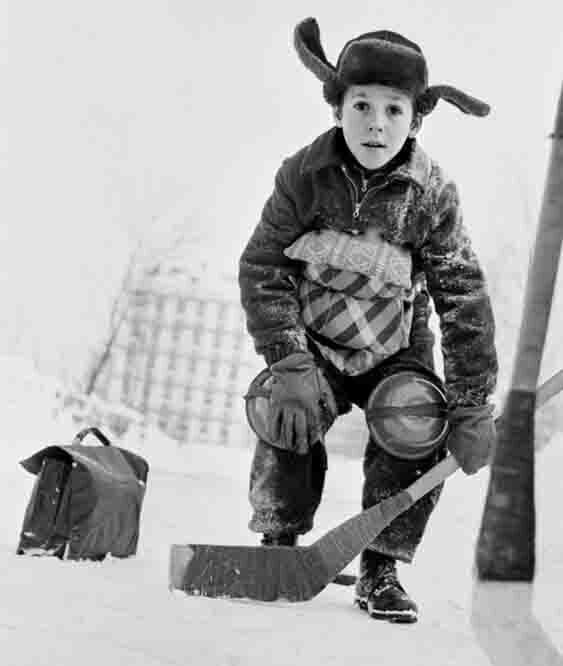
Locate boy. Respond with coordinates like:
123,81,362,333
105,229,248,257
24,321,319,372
239,18,497,623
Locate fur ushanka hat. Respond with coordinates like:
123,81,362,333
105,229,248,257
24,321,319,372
294,17,490,117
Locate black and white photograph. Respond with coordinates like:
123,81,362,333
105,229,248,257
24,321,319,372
3,2,563,664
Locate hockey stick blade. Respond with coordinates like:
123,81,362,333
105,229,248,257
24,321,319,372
169,460,454,602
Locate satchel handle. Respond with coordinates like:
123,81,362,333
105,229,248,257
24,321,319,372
72,426,111,447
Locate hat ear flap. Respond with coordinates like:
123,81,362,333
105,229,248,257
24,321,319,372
294,17,337,84
418,85,490,117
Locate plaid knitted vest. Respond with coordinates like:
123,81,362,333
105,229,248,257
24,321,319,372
284,228,415,375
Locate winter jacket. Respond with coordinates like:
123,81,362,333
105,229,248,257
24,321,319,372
239,127,497,407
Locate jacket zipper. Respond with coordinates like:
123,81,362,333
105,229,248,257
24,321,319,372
341,165,369,220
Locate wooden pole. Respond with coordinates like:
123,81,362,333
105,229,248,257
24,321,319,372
475,83,563,581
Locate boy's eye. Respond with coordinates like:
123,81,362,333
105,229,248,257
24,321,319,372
388,105,403,116
353,101,370,112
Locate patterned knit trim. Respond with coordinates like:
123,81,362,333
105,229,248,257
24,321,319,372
284,229,412,285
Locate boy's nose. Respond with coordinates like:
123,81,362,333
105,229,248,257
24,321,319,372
368,113,384,132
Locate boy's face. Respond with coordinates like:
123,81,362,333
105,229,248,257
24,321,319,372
335,84,421,170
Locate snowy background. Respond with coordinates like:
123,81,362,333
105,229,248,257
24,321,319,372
3,1,563,664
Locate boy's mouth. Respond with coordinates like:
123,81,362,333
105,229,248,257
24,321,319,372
362,141,386,149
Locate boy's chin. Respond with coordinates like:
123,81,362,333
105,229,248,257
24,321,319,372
353,149,394,170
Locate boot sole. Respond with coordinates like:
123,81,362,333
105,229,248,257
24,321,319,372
355,598,418,624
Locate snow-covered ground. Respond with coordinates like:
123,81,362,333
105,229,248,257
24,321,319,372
1,356,562,666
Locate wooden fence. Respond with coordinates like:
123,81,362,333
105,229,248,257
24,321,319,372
93,271,367,455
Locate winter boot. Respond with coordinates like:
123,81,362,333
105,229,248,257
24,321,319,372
355,550,418,623
261,533,298,547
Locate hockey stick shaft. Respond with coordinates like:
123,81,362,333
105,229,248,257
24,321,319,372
331,366,563,586
475,83,563,581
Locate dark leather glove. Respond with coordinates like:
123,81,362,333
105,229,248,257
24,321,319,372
447,404,496,475
268,352,332,455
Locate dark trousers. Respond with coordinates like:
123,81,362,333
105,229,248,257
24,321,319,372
248,343,446,563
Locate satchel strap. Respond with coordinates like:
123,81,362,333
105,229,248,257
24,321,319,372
72,426,111,447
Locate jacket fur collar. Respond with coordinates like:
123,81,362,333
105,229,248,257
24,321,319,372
300,127,432,190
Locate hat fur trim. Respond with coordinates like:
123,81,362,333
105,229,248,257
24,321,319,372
294,18,490,117
294,17,337,84
417,85,490,117
337,38,427,96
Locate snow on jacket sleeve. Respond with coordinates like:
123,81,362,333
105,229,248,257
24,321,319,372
419,175,498,408
239,157,310,365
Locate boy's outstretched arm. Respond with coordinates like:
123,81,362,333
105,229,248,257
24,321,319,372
239,157,310,365
419,175,498,475
419,176,498,410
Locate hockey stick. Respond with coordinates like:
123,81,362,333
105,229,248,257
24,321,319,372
475,83,563,581
169,368,563,601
